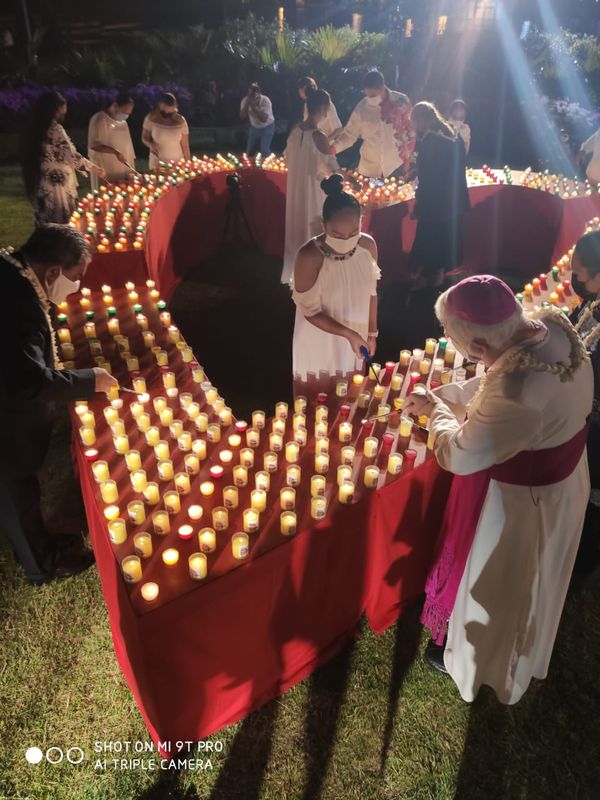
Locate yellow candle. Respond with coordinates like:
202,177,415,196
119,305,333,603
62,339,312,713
425,338,437,356
169,420,184,440
152,511,170,535
280,487,296,510
311,474,326,497
198,528,217,553
164,491,181,514
387,453,403,475
292,413,306,432
232,532,249,559
212,506,229,531
108,518,127,544
223,485,239,509
143,482,160,506
378,404,391,423
285,441,300,463
337,465,352,486
130,469,147,492
143,331,155,348
255,471,270,492
240,448,254,468
136,413,151,432
121,555,142,583
233,465,248,487
444,346,456,367
104,407,119,426
286,465,301,486
159,408,174,427
133,377,147,394
252,410,266,429
207,424,221,443
316,437,329,456
246,428,260,447
315,421,328,438
141,582,159,602
189,552,208,579
153,396,167,414
162,371,176,390
341,446,356,466
243,508,259,533
200,481,215,496
219,407,233,426
251,489,267,511
364,437,378,458
311,497,327,520
108,318,120,335
184,454,200,475
336,380,348,397
92,460,110,483
264,451,278,472
80,426,96,446
353,373,364,386
154,440,170,460
339,481,355,504
280,511,297,536
191,439,207,460
100,480,118,504
338,422,353,443
104,505,120,522
205,386,218,404
134,532,153,558
294,396,307,414
177,431,192,452
391,374,403,391
126,356,140,372
399,350,411,367
364,465,380,488
358,391,371,409
316,405,328,424
127,501,146,525
175,472,191,494
373,384,385,399
162,548,179,566
295,427,308,447
158,459,174,481
315,453,329,474
275,401,288,419
399,417,414,438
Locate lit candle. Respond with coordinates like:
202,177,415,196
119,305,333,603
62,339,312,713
391,374,403,391
239,448,254,468
162,371,176,390
100,480,118,504
315,421,328,438
311,475,326,497
152,511,170,535
143,482,160,506
177,524,195,541
192,439,207,460
252,410,266,429
207,424,221,443
246,428,260,447
134,532,153,558
255,471,270,492
133,377,147,394
141,582,159,602
294,396,307,414
198,528,217,553
169,420,184,439
373,384,386,399
127,501,146,525
339,481,355,504
419,359,431,376
158,459,174,481
143,331,155,348
286,464,301,486
425,338,437,356
399,417,414,438
104,505,120,522
353,373,364,386
136,413,151,432
272,417,286,435
377,404,391,423
285,441,300,463
175,472,191,494
200,481,215,496
219,407,233,426
223,485,239,509
130,469,147,493
232,532,249,559
250,489,266,512
364,437,378,458
121,555,142,583
275,401,288,419
164,491,181,514
292,413,306,432
315,405,328,424
311,497,327,520
177,431,192,452
280,487,296,510
339,422,353,443
315,453,329,474
108,518,127,544
340,446,356,466
336,380,348,397
358,391,371,408
264,451,278,472
154,440,170,460
295,427,308,447
228,433,242,448
280,511,297,536
195,413,209,433
79,426,96,446
92,460,110,483
213,506,229,531
184,454,200,475
364,465,380,488
269,432,283,452
162,548,179,566
387,453,403,475
243,508,259,533
399,350,411,367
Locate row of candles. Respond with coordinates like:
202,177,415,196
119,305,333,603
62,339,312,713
521,167,598,199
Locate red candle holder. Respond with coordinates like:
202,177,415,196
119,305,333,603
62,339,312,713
84,448,99,462
234,420,249,433
339,404,351,420
404,449,417,468
409,371,421,386
209,465,224,479
539,274,548,290
384,361,395,374
316,392,328,404
361,418,375,433
382,433,394,450
563,279,571,295
430,379,441,390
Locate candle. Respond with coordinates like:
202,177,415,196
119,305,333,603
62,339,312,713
175,472,191,494
404,449,417,468
136,413,151,432
100,480,118,504
232,532,249,559
192,439,207,460
143,331,155,348
269,433,283,452
275,401,288,419
285,441,300,463
159,408,174,427
249,489,266,512
177,431,192,452
127,501,146,525
339,481,355,504
153,396,167,414
377,404,391,423
133,377,147,394
315,422,328,438
292,413,306,432
157,459,174,481
219,407,233,426
364,437,378,458
152,511,170,535
264,451,278,472
339,422,353,443
143,482,160,506
108,318,120,336
184,454,200,475
255,471,270,492
286,465,301,487
311,475,326,497
295,427,308,447
162,548,180,566
227,433,242,448
419,358,431,376
108,518,127,544
399,417,414,438
440,369,452,385
391,374,403,391
177,524,195,541
252,410,266,429
130,469,147,493
239,448,254,468
104,505,120,522
399,350,411,367
340,446,356,466
353,373,364,386
358,391,371,409
280,487,296,510
154,440,170,460
337,465,353,486
336,380,348,397
315,453,329,474
79,426,96,446
246,428,260,447
223,485,239,509
425,338,437,356
387,453,403,475
364,465,380,488
211,506,228,532
311,497,327,520
134,532,153,558
198,528,217,554
169,420,184,440
243,508,259,533
373,384,386,399
315,405,328,424
444,345,456,367
200,481,215,496
207,424,221,443
141,582,159,602
294,396,307,414
164,491,181,514
233,465,248,487
92,460,110,483
121,555,142,583
162,371,176,390
280,511,297,536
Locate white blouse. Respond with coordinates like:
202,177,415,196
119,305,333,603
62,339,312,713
143,115,189,168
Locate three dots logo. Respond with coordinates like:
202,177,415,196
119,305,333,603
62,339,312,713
25,746,85,765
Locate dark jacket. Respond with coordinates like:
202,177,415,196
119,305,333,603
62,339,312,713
414,130,470,221
0,254,96,476
570,299,600,491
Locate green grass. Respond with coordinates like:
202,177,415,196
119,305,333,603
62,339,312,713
1,164,599,800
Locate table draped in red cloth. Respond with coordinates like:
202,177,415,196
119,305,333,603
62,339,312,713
81,250,148,292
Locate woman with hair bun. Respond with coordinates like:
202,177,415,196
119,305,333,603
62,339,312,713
282,88,340,284
291,174,381,381
297,76,342,140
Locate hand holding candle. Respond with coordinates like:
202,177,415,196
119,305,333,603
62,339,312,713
402,386,438,418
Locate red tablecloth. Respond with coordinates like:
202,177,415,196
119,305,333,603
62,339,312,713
81,250,148,293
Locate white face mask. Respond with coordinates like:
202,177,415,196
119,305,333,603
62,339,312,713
365,94,382,106
114,112,129,121
325,233,360,254
47,272,80,304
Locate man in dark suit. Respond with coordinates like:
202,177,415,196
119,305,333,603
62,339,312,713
569,229,600,587
0,224,117,584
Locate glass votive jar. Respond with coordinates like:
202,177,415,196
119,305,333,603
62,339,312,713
189,552,207,580
143,482,160,506
364,465,380,488
188,504,204,522
280,487,296,510
92,460,110,483
80,426,96,447
104,505,120,522
130,469,147,493
391,374,403,392
275,402,288,419
358,391,371,409
233,465,248,487
169,420,184,439
264,451,278,472
154,440,170,460
243,508,260,534
373,384,386,399
232,532,249,560
177,431,192,452
337,465,352,486
246,428,260,448
175,472,191,494
164,490,181,514
250,489,267,512
223,485,239,509
184,454,200,475
341,446,355,466
315,405,328,424
295,427,308,447
108,518,127,544
335,380,348,397
145,427,160,447
338,481,355,504
315,453,329,475
198,528,217,554
192,439,207,460
286,465,301,487
404,449,417,469
255,471,270,492
399,417,414,438
212,506,229,532
315,438,329,456
152,511,170,535
133,532,153,558
388,453,403,475
311,474,326,497
280,511,297,536
140,581,159,602
121,555,142,583
364,437,379,458
207,424,221,443
125,450,141,471
195,413,209,433
338,422,353,443
157,459,174,481
311,497,327,520
239,448,254,468
187,402,200,420
269,432,283,452
100,480,118,504
252,410,266,429
294,396,307,414
127,501,146,525
200,481,215,496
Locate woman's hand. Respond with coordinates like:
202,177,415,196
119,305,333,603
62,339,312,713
403,388,438,418
347,330,370,359
91,164,106,177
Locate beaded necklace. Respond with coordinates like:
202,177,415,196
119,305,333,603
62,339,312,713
573,299,600,354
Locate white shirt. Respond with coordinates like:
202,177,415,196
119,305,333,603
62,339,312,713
240,95,274,129
581,128,600,183
333,90,409,178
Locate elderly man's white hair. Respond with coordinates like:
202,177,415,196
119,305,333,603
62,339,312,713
435,287,526,351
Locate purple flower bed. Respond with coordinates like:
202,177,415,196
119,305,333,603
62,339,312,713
0,83,193,132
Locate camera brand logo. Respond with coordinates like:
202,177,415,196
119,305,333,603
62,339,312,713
25,746,85,765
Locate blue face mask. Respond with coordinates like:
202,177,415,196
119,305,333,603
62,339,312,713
114,112,129,121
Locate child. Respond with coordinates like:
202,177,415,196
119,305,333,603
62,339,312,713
449,99,470,156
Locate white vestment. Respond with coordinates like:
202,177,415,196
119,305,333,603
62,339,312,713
430,312,593,704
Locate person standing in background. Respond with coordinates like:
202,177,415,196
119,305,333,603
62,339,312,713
21,90,105,225
333,69,413,178
282,88,339,285
142,92,191,170
449,99,471,156
576,125,600,184
240,82,275,157
297,76,342,141
87,90,136,189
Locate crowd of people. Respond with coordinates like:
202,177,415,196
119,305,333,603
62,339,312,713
4,68,600,710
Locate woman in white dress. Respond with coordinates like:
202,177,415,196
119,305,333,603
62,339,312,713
282,88,339,285
292,174,381,382
297,76,342,140
87,90,136,189
142,92,191,169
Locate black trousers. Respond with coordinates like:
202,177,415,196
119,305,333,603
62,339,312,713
573,500,600,577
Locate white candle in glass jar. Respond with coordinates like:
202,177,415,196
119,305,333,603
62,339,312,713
177,431,192,452
316,437,329,456
154,440,170,460
280,511,297,536
223,485,239,509
188,552,208,580
164,491,181,514
200,481,215,496
169,420,184,439
315,422,328,439
162,548,179,566
134,532,153,558
280,487,296,510
286,465,301,487
252,410,266,429
271,418,286,435
198,528,217,553
338,422,353,443
186,402,200,420
316,406,328,424
246,428,260,447
311,497,327,520
388,453,403,474
143,331,155,348
294,396,307,414
108,518,127,544
364,437,378,458
141,582,159,602
243,508,259,533
162,371,176,390
339,481,355,504
315,454,329,474
275,402,288,419
158,459,174,481
255,471,270,492
232,532,249,559
212,506,229,531
295,427,308,447
311,474,326,497
285,441,299,463
159,408,174,427
250,489,267,512
184,454,200,475
337,465,352,486
264,451,278,472
143,482,160,506
195,413,209,433
80,426,96,446
207,424,221,443
121,555,142,583
239,448,254,468
152,511,170,535
127,501,146,525
175,472,191,494
145,427,160,447
341,446,355,466
364,465,380,488
233,465,248,487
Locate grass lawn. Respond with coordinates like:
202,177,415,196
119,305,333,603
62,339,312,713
0,163,599,800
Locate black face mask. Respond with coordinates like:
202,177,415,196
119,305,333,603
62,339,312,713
571,275,595,302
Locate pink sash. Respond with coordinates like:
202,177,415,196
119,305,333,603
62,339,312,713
421,423,589,644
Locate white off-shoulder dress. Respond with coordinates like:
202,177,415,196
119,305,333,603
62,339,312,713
292,241,381,381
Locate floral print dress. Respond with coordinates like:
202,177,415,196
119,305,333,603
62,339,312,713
33,121,92,225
